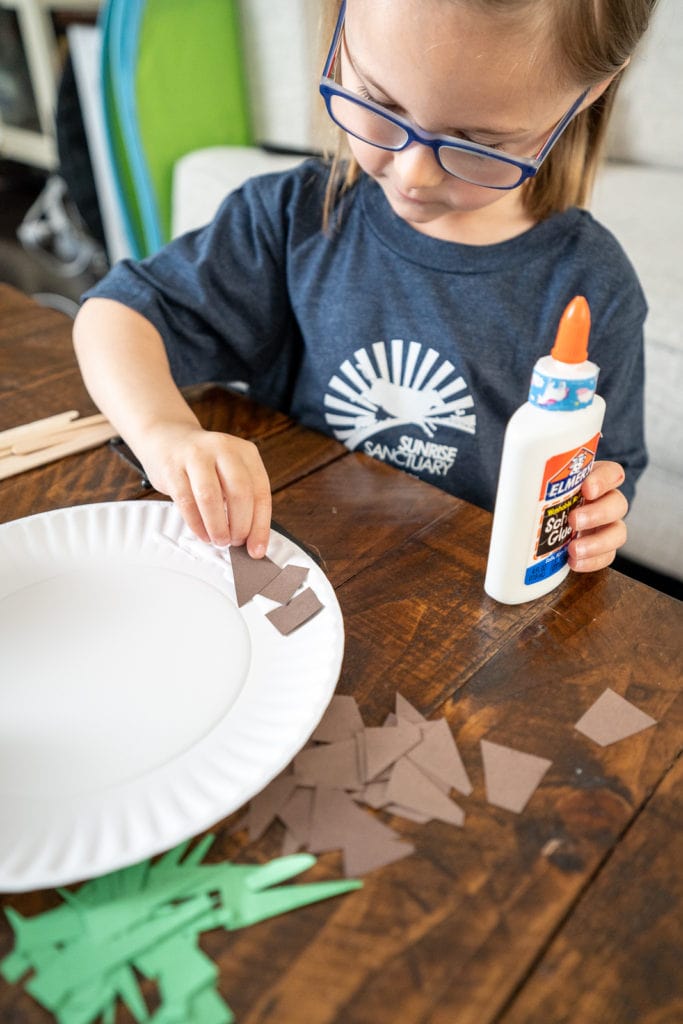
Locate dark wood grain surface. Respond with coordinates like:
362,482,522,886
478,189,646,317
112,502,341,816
0,283,681,1024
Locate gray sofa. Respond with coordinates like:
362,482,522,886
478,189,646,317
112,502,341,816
591,0,683,583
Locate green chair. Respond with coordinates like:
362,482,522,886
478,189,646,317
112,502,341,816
101,0,252,258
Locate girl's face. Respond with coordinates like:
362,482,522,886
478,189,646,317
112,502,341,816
342,0,589,240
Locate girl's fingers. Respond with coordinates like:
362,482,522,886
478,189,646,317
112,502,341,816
168,475,211,544
235,441,272,557
568,547,619,573
215,441,271,555
568,462,629,573
568,519,628,572
142,430,272,554
181,464,230,546
582,460,625,501
246,476,272,558
571,486,628,532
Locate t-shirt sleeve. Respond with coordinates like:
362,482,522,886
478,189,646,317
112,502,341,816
81,174,300,390
589,290,648,507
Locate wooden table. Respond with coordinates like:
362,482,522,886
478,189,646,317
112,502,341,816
0,282,681,1024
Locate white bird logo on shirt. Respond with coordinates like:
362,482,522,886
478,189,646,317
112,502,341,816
324,339,476,448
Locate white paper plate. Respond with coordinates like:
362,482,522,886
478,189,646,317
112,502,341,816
0,501,344,892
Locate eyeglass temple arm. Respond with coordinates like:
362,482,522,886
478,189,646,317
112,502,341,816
534,87,590,162
322,0,347,78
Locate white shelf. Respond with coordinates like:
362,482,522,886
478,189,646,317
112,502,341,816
0,0,100,169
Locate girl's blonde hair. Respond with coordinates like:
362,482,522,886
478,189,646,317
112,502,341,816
320,0,659,226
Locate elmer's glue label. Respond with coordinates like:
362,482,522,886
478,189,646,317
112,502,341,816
484,296,606,604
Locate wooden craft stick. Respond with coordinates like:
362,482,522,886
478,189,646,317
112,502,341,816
0,410,79,447
10,414,111,455
0,422,119,481
51,412,108,432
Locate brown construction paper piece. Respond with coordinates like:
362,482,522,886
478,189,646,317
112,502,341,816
359,721,422,782
280,829,302,856
386,758,465,827
343,836,415,877
395,693,427,724
408,719,473,796
410,769,450,794
481,739,552,813
293,739,363,790
354,732,367,783
311,695,364,743
574,688,657,747
385,804,432,824
241,691,487,877
307,787,399,855
266,587,323,635
351,780,390,810
277,787,314,847
258,564,309,603
247,772,297,841
229,544,281,606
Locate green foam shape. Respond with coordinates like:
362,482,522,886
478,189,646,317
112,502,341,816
56,965,146,1024
184,985,235,1024
3,903,81,956
137,932,218,1003
27,895,212,1008
2,838,362,1024
0,946,31,983
113,963,151,1023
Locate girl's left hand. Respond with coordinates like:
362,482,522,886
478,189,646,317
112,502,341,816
567,461,628,573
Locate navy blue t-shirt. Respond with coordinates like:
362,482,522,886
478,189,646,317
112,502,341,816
84,158,647,509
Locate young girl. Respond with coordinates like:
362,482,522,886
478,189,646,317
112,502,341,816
73,0,655,572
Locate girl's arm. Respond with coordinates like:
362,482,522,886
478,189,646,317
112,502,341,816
73,297,272,557
567,460,628,572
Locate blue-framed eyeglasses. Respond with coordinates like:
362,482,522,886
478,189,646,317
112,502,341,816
319,0,589,190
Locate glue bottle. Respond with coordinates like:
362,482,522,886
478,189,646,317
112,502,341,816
484,296,605,604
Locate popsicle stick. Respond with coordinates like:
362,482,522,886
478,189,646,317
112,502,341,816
53,412,108,433
0,410,79,447
10,414,111,455
0,422,119,480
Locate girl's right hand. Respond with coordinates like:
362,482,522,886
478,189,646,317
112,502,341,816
136,423,272,557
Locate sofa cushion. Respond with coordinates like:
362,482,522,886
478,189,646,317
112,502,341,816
592,162,683,468
606,0,683,171
172,146,304,237
618,465,683,579
592,161,683,579
237,0,318,152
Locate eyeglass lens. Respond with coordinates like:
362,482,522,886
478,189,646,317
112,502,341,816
328,93,524,188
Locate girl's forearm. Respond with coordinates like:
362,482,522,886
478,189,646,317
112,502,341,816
73,297,199,450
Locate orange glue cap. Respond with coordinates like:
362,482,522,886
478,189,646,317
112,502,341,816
551,296,591,364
